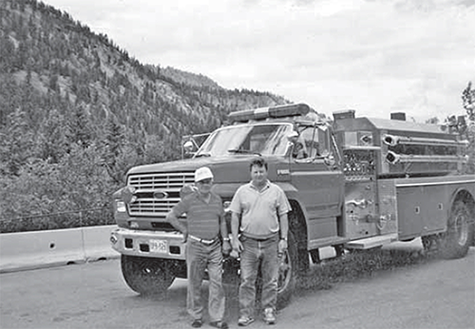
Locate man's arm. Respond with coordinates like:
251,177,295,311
230,212,240,242
279,212,289,240
228,188,243,255
277,188,291,241
230,212,243,255
166,209,188,240
219,213,231,254
219,213,229,239
278,212,289,254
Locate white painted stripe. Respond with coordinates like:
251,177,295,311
396,179,475,188
290,170,339,176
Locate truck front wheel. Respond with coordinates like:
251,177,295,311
121,255,176,295
441,200,474,259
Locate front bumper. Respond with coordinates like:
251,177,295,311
110,227,186,260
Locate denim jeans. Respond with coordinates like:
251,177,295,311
186,239,225,322
239,234,279,318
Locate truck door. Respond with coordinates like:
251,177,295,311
290,125,344,241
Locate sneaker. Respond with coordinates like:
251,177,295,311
238,316,255,327
191,319,203,328
263,308,276,325
210,321,229,329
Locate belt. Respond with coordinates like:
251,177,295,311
243,233,279,242
188,234,219,245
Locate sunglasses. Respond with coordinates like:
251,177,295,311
197,179,213,185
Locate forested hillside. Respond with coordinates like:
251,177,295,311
0,0,288,230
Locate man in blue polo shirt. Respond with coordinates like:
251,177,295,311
167,167,231,329
229,158,291,326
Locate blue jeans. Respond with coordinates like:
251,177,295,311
239,234,279,318
186,239,225,322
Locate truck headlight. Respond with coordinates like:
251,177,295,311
116,201,126,212
121,186,136,204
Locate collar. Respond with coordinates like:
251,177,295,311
198,191,212,202
249,180,270,192
192,190,214,203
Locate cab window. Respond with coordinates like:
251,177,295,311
299,126,331,158
300,127,319,158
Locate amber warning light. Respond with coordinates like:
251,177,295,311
228,103,310,123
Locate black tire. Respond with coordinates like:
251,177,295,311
288,208,309,273
276,231,298,309
441,200,474,259
121,255,176,295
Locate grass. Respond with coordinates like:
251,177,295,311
296,247,439,292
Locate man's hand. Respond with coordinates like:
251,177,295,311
230,237,243,258
278,239,288,255
222,240,232,255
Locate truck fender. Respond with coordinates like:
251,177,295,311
448,187,475,222
275,182,310,221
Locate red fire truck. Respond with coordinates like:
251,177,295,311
110,103,474,305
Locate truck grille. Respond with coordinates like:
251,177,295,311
127,172,195,216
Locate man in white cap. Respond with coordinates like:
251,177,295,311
167,167,231,329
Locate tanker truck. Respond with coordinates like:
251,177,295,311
110,103,474,306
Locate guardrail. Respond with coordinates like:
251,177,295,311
0,225,119,273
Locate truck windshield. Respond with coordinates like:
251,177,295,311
196,123,293,157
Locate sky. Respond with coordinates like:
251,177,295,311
44,0,475,122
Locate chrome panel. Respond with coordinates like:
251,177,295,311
127,172,194,216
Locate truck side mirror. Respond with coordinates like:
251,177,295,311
287,131,309,159
184,140,194,153
181,133,211,159
182,140,197,159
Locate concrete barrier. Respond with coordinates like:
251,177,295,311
82,225,120,261
0,225,119,273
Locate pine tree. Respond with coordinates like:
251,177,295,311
0,109,35,175
67,105,93,148
37,109,69,163
103,115,124,169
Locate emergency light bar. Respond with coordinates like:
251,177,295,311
228,103,310,123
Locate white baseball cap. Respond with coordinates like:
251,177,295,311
194,167,214,182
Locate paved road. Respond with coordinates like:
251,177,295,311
1,247,474,329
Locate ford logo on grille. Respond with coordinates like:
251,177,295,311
153,190,169,199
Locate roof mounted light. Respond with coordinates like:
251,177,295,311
228,103,310,123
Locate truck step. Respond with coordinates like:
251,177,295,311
345,233,398,250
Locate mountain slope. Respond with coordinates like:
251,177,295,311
0,0,289,226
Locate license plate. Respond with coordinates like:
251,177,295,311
150,239,167,253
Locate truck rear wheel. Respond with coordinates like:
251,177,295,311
441,200,474,259
277,231,297,309
121,255,176,295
